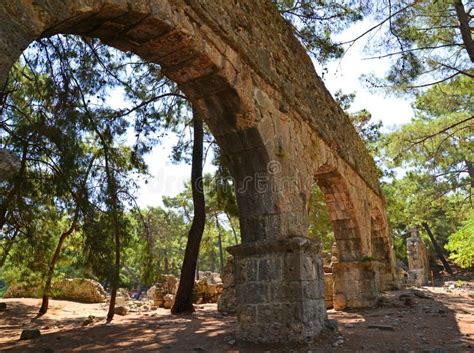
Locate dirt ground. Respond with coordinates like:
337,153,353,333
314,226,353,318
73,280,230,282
1,283,473,352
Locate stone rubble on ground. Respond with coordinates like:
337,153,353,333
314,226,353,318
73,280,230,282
20,329,41,340
147,272,224,310
114,306,128,316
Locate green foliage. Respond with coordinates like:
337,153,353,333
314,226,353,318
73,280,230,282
445,212,474,269
274,0,369,62
360,0,472,92
307,185,334,253
380,75,472,262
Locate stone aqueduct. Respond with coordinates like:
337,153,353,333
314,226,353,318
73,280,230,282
0,0,399,344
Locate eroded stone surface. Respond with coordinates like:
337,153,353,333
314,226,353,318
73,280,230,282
4,278,107,303
407,228,430,287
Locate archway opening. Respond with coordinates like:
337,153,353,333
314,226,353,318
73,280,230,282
310,166,379,310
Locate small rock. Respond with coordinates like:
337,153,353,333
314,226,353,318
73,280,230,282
404,297,414,306
413,291,433,299
399,293,413,300
114,306,128,316
82,315,95,326
324,319,338,331
332,339,344,347
227,339,236,345
344,323,354,328
20,329,41,340
368,324,395,331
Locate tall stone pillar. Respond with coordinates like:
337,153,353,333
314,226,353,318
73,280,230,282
406,228,430,287
228,237,326,344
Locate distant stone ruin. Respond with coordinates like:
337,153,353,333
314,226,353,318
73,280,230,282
147,273,224,309
406,228,430,287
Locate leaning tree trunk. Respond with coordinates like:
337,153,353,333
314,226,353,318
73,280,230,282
38,217,77,316
171,108,205,315
421,222,454,275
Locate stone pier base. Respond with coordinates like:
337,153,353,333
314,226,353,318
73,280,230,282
228,237,326,344
378,265,400,291
332,261,379,310
324,273,334,309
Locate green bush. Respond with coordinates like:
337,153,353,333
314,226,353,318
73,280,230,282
445,212,474,269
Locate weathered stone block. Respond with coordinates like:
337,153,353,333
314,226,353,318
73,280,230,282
229,238,325,343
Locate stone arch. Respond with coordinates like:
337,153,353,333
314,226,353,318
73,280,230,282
312,165,380,310
314,167,363,263
370,206,399,290
370,207,389,261
0,0,398,344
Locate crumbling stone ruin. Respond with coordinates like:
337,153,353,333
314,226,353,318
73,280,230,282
406,228,430,287
4,278,107,303
218,256,237,314
147,273,223,309
0,0,399,344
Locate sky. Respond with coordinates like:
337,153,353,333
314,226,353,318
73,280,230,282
133,19,415,208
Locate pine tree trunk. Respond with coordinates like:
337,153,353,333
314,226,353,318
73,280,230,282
216,215,224,273
106,228,120,322
102,145,122,323
171,108,205,315
225,211,239,245
38,217,77,316
453,0,474,62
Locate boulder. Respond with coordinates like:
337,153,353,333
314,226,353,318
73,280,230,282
52,278,107,303
114,306,128,316
20,329,41,340
4,278,107,303
163,294,175,309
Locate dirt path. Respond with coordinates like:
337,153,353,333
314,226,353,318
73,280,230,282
0,285,473,352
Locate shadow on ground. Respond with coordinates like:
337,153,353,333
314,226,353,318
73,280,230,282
0,288,473,352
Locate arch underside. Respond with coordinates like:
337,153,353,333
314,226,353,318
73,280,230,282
0,0,398,344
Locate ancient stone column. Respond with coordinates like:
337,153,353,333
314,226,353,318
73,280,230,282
406,228,430,287
228,236,326,343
